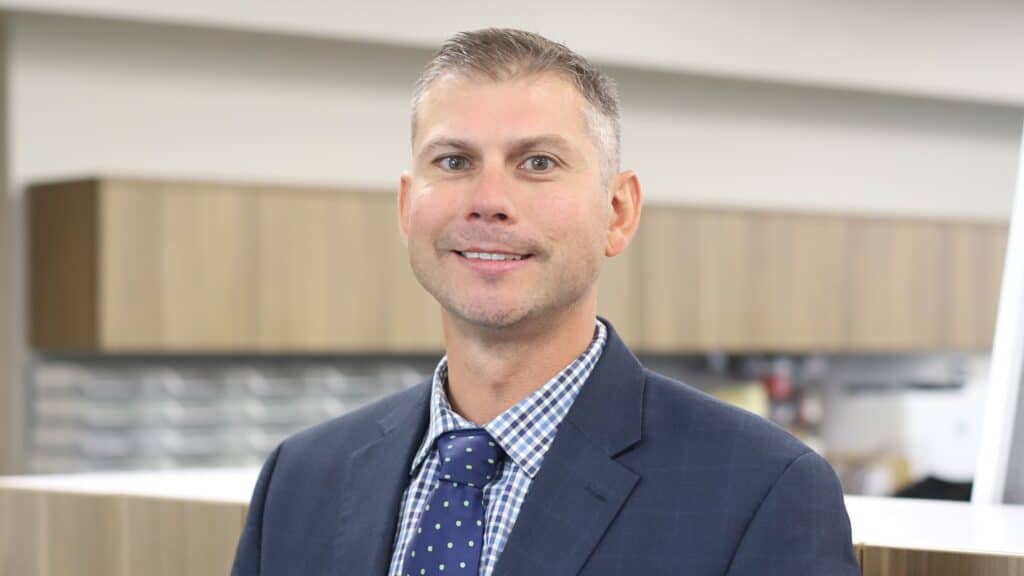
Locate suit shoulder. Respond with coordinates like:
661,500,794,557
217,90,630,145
640,369,810,465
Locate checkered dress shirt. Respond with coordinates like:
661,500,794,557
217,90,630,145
387,319,608,576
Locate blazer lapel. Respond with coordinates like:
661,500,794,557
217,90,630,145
493,322,645,576
333,383,431,576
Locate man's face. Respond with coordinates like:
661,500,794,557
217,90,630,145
400,73,613,331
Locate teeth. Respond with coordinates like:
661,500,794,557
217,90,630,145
462,251,525,261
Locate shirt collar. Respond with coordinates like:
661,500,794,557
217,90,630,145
410,319,608,479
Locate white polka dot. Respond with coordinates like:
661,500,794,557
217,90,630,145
463,500,470,507
435,523,441,530
427,545,433,552
443,500,449,507
468,540,475,548
455,520,462,527
411,551,416,558
476,520,482,526
459,562,466,568
439,564,445,571
447,542,453,549
466,447,473,453
465,464,473,470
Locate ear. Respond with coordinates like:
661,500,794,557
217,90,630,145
605,170,643,258
398,171,412,246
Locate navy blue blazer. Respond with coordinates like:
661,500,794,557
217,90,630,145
232,322,860,575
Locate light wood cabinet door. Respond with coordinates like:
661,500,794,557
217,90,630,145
944,222,1007,350
631,206,704,351
747,212,847,351
101,179,260,351
842,217,1007,352
632,207,847,352
628,207,1003,353
251,188,440,352
30,178,442,353
844,217,948,351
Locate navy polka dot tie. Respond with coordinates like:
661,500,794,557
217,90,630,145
404,429,504,576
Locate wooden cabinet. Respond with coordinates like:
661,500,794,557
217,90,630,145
0,487,245,576
844,218,948,351
11,475,1024,576
944,222,1008,350
30,178,1007,354
748,212,848,351
860,546,1024,576
843,218,1007,351
629,207,846,352
622,206,1006,353
30,178,442,353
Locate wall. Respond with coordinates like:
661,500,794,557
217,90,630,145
617,67,1020,218
9,13,1020,218
2,0,1024,106
0,16,13,473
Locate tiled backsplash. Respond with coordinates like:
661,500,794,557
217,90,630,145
25,351,988,498
26,356,437,473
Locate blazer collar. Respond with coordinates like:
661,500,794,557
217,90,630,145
493,318,646,576
332,382,431,576
563,317,645,457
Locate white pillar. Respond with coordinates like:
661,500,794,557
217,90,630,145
974,119,1024,504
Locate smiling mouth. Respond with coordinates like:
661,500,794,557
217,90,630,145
455,250,532,262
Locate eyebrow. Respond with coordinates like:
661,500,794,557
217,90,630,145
417,134,577,162
507,135,575,158
418,137,479,161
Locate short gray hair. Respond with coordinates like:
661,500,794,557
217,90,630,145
411,28,621,178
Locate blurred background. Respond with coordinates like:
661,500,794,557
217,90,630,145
3,1,1024,503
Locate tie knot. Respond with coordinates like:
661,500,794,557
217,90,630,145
436,429,504,488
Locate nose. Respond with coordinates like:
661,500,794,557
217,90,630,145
465,164,515,224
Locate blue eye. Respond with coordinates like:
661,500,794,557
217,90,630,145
522,156,555,172
438,156,470,171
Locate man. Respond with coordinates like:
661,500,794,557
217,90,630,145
232,29,859,576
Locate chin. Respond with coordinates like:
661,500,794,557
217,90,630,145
451,305,533,330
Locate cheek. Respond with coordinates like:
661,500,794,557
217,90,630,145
407,189,449,236
536,196,608,249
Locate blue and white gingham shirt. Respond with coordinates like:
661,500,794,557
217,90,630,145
387,319,607,576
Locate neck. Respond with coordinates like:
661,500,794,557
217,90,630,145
441,300,597,425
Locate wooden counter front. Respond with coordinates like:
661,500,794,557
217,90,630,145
1,470,252,576
3,470,1024,576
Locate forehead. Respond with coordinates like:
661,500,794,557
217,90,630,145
413,72,592,148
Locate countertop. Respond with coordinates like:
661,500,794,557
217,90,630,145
3,468,1024,557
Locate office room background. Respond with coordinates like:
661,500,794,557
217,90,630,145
1,1,1024,575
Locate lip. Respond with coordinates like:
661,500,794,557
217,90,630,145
452,250,533,276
